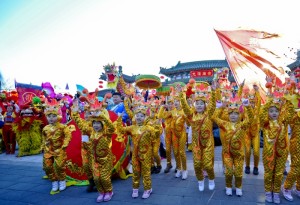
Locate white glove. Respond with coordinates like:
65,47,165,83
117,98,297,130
82,135,89,142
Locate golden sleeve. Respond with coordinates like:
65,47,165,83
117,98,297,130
62,124,72,149
115,117,133,135
259,102,271,128
212,108,227,130
179,92,193,117
124,98,134,120
158,106,172,119
216,88,222,101
207,90,216,118
237,83,244,98
71,112,91,135
100,113,115,137
281,99,295,125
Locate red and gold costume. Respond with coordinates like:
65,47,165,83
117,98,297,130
243,87,261,173
180,87,216,181
72,106,115,194
158,99,176,171
2,103,18,154
212,99,253,189
12,103,45,157
146,99,163,173
282,79,300,197
41,99,72,182
283,110,300,190
116,106,158,192
259,96,293,194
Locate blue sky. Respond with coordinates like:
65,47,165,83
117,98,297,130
0,0,299,94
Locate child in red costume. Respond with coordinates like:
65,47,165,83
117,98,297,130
2,102,18,154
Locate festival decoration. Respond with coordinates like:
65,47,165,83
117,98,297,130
135,74,162,90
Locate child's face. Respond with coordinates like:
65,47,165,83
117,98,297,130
195,100,206,113
167,101,174,109
93,121,103,132
7,105,13,112
229,111,240,123
46,113,58,125
174,99,181,109
268,106,279,120
135,112,145,125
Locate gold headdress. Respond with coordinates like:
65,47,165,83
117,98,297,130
44,99,61,116
227,96,242,113
193,83,210,102
133,104,149,115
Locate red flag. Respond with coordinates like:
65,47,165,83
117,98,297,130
215,29,290,102
15,82,43,106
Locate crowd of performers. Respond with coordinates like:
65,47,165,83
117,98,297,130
0,72,300,204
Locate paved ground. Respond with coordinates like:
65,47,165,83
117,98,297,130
0,146,299,205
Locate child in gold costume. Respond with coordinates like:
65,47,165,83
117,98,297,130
72,99,115,202
146,98,163,174
158,96,176,173
179,81,217,190
280,75,300,201
163,85,188,179
115,104,159,199
212,96,253,197
259,89,294,204
243,84,261,175
41,99,72,193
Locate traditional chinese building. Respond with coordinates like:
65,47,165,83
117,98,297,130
159,59,235,85
287,50,300,72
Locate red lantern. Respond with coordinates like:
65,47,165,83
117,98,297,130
265,82,273,89
99,85,103,89
160,76,164,79
99,81,103,84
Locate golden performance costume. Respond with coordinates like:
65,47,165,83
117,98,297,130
72,111,115,194
283,111,300,189
146,107,163,173
244,89,261,174
42,99,73,193
212,104,253,189
180,90,216,181
259,99,293,194
42,122,72,181
171,105,187,175
116,113,157,192
158,103,176,172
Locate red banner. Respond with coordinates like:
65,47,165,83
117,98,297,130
15,82,43,106
214,29,290,103
190,70,213,78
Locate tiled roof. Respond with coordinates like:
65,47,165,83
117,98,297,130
160,60,229,75
287,60,300,70
162,75,235,85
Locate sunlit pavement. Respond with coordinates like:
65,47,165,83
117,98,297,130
0,146,299,205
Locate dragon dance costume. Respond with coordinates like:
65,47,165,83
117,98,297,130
243,88,261,175
72,109,115,201
158,102,176,173
282,110,300,200
12,104,45,157
42,99,72,193
171,96,188,178
259,96,294,203
180,89,216,184
146,100,163,174
116,105,159,199
212,100,253,196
